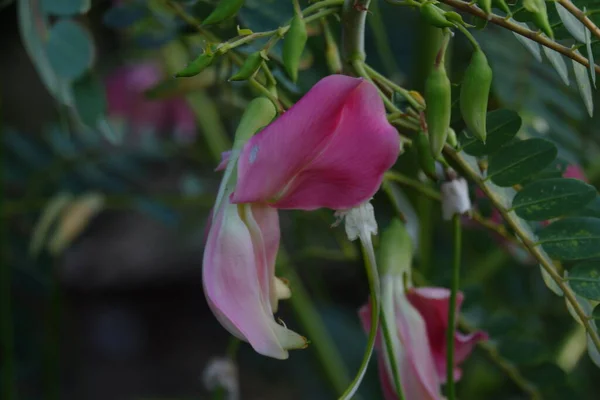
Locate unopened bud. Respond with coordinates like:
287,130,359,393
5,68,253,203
441,177,471,220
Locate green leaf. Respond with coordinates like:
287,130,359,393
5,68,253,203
572,50,594,117
511,178,596,221
538,217,600,260
568,261,600,301
72,72,106,127
510,19,542,62
29,192,73,257
573,196,600,218
592,304,600,320
459,109,522,156
542,46,570,86
45,19,94,80
487,138,557,187
42,0,90,16
554,2,586,42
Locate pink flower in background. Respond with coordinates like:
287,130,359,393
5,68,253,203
359,286,487,400
105,62,196,142
231,75,400,210
203,75,401,359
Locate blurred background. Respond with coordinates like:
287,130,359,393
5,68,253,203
3,0,600,399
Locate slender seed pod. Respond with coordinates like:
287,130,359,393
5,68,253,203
414,130,438,181
476,0,492,15
425,62,452,158
229,51,263,81
460,49,492,143
420,2,455,28
203,0,245,26
531,0,554,38
492,0,511,15
282,12,307,82
176,53,215,78
322,20,342,74
447,127,458,147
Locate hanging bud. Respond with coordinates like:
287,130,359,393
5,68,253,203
441,176,471,220
446,127,458,148
476,0,492,15
414,130,438,181
203,0,245,26
378,219,413,277
283,11,307,82
420,2,455,28
460,49,492,143
322,19,342,74
493,0,511,15
229,51,263,81
444,11,473,27
425,61,451,158
531,0,554,38
176,53,215,78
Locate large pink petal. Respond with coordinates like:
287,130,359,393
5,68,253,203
202,200,305,359
407,287,487,382
232,75,400,210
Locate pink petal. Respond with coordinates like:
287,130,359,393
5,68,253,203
202,199,305,359
359,293,443,400
407,287,487,382
563,164,587,181
215,151,232,172
231,75,400,210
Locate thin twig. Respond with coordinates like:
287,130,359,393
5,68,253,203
436,0,600,74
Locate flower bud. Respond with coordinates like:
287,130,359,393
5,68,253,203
441,177,471,220
425,62,452,158
283,12,307,82
460,49,492,143
476,0,492,15
203,0,244,26
446,127,458,148
414,130,438,181
493,0,511,15
531,0,554,38
229,51,263,81
378,219,413,277
176,53,215,78
420,2,455,28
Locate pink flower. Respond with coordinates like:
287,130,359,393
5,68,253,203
563,164,587,181
359,285,487,400
202,197,307,359
105,62,196,142
204,75,400,359
231,75,400,210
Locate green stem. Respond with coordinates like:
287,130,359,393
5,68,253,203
446,214,461,400
384,171,441,200
337,236,380,400
277,249,350,396
363,64,424,111
380,281,406,400
368,0,402,78
454,23,480,51
342,0,372,65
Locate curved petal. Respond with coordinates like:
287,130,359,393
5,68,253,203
407,287,487,382
202,200,306,359
232,75,400,210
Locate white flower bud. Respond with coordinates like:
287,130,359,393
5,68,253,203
202,357,239,400
441,178,471,220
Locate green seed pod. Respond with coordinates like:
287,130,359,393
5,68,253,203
425,63,452,158
460,49,492,143
229,51,263,81
447,127,458,147
476,0,492,15
414,130,438,181
282,13,307,82
531,0,554,38
233,97,277,145
175,53,215,78
378,219,413,276
444,11,471,27
492,0,511,15
420,2,455,28
203,0,244,26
